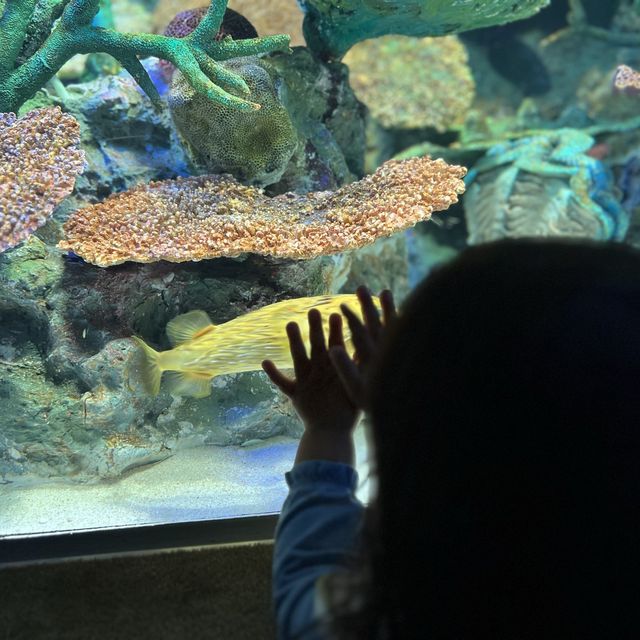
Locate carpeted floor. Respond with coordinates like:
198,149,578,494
0,542,276,640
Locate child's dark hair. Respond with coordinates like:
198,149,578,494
350,238,640,639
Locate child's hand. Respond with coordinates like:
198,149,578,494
262,308,360,465
329,286,397,412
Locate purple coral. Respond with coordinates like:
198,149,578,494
0,107,85,253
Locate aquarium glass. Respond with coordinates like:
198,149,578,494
1,0,638,540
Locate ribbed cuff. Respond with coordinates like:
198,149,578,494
285,460,359,492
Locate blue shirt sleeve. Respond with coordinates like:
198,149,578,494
273,460,365,640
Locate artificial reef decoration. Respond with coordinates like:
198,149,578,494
464,129,630,244
59,156,467,267
296,0,551,59
0,0,291,113
0,107,85,253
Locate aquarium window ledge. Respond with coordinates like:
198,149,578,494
0,515,278,566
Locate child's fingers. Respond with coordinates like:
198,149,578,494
356,285,382,340
328,313,346,350
262,360,296,397
379,289,397,325
286,321,309,377
341,302,375,364
308,308,327,360
329,346,365,409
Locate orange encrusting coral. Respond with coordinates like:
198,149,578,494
1,107,85,253
59,157,466,267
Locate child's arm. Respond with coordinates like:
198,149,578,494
263,287,396,638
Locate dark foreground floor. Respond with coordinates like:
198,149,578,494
0,542,275,640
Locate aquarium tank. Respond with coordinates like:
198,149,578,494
1,0,639,546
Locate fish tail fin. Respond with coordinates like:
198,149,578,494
131,336,163,396
164,371,213,398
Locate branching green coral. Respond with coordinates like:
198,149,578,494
0,0,291,113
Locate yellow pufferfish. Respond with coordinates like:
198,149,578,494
132,294,380,398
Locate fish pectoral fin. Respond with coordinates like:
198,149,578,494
164,371,213,398
166,310,215,346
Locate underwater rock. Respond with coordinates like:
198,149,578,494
464,130,630,243
60,74,191,208
264,47,367,192
59,156,466,267
297,0,551,59
169,47,366,190
0,232,408,482
461,24,551,97
343,35,475,132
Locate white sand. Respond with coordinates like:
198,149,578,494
0,427,372,537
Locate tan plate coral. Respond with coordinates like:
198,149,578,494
344,35,475,132
59,156,466,267
1,107,85,253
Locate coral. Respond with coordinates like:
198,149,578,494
464,129,630,244
152,0,305,47
164,6,212,38
297,0,551,59
159,6,257,83
613,64,640,93
169,55,298,184
58,156,466,267
343,35,474,132
0,0,290,113
0,107,84,253
164,6,257,39
161,8,300,185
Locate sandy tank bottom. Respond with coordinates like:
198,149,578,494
0,426,372,537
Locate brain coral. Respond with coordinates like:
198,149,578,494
59,156,466,267
1,107,85,253
344,35,475,131
164,6,256,39
169,56,298,185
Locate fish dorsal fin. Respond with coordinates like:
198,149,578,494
166,310,214,346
